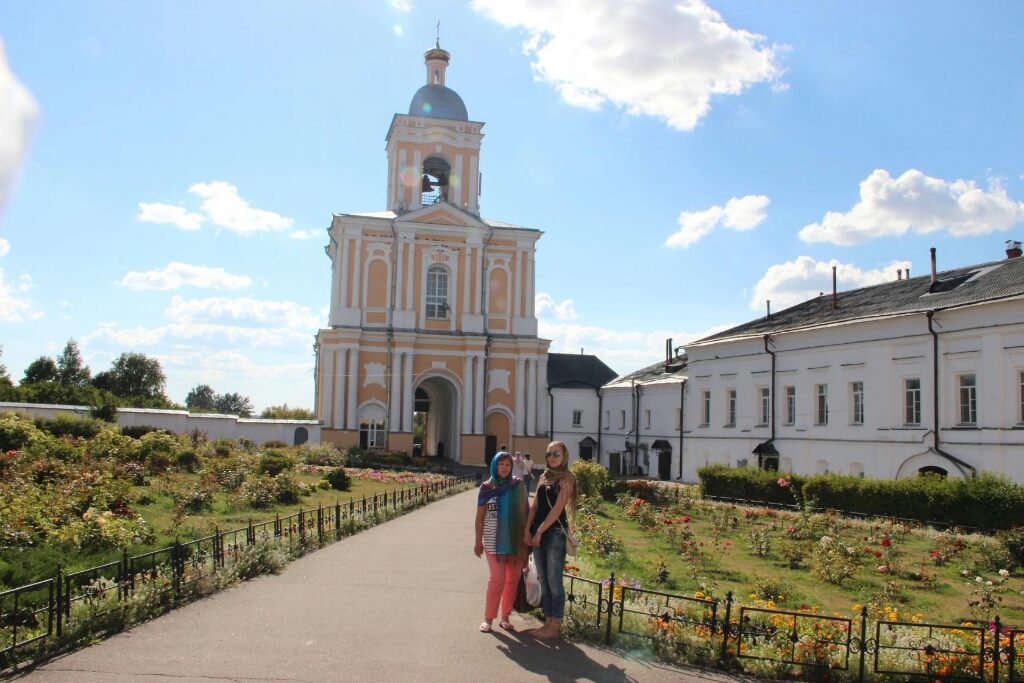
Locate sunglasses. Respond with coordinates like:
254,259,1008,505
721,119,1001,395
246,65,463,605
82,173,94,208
545,450,562,458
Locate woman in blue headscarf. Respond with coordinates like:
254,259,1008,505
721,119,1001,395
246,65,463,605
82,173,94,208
474,451,529,632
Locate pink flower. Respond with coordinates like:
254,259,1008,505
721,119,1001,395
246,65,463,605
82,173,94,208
777,478,788,487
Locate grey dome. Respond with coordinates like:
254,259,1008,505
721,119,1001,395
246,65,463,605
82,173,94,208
409,84,468,121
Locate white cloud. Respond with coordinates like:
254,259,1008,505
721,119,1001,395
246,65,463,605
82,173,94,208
0,238,9,257
120,262,251,291
0,38,40,212
388,0,412,11
164,295,323,330
750,256,912,311
187,181,293,235
666,194,770,248
535,293,577,320
472,0,785,131
289,230,315,240
137,202,205,230
799,169,1024,246
163,349,314,382
0,268,38,322
86,322,309,348
17,273,32,292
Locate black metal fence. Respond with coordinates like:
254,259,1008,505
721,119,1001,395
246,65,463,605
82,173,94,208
565,572,1023,682
0,476,472,665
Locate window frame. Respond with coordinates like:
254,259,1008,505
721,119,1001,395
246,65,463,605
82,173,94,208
424,265,450,319
700,390,711,426
904,377,921,426
725,389,737,427
785,386,796,426
757,386,770,427
644,409,651,429
572,409,583,428
958,373,977,425
815,384,829,425
850,381,864,425
619,410,626,430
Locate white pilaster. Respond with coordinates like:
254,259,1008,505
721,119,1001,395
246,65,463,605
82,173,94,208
352,238,363,312
538,357,549,435
474,248,484,314
403,352,414,432
320,348,334,426
462,246,472,315
515,359,525,436
526,250,535,317
412,150,423,209
527,358,537,436
462,355,473,432
513,250,522,318
389,352,401,430
405,241,414,315
340,238,350,310
395,239,404,310
346,348,359,430
474,355,485,434
396,148,407,209
469,155,479,214
453,154,464,208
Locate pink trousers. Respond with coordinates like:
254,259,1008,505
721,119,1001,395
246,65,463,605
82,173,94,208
484,552,524,621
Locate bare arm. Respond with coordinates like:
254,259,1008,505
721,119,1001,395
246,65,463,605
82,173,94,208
474,504,486,557
524,492,540,545
529,479,574,545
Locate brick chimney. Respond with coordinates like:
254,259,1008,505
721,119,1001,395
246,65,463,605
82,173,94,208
1006,240,1022,259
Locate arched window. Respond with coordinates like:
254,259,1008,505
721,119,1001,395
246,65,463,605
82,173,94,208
426,265,449,319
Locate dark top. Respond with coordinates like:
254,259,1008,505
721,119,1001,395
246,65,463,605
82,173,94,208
531,479,568,535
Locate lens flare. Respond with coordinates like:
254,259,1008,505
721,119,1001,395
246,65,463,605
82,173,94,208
400,167,419,186
421,102,433,114
448,174,460,188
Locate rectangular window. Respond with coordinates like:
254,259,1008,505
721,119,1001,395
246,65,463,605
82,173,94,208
360,419,386,449
904,378,921,425
619,410,626,429
959,374,977,425
758,387,770,426
726,390,737,427
572,410,582,428
425,266,449,319
644,409,651,429
851,381,864,425
815,384,828,425
604,410,610,429
785,386,796,425
700,391,711,426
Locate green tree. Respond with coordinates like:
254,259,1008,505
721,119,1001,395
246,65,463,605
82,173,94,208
0,346,13,400
215,392,253,417
22,356,58,385
93,352,167,401
185,384,217,410
56,339,90,387
259,404,315,420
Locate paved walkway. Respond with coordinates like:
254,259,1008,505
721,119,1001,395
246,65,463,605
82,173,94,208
11,489,750,683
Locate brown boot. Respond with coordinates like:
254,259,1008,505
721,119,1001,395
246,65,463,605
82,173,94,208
533,617,562,639
522,617,549,636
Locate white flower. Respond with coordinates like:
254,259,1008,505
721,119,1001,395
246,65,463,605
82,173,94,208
986,581,993,586
820,536,833,547
976,576,984,583
999,569,1010,577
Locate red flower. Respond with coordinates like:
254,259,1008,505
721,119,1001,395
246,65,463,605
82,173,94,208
882,538,891,547
683,516,691,523
875,550,883,558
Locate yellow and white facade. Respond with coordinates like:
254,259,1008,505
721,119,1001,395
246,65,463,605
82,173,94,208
314,43,551,463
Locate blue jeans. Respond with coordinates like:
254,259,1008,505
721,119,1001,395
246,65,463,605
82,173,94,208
532,525,567,619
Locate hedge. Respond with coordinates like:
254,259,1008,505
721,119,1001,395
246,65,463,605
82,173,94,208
697,465,1024,531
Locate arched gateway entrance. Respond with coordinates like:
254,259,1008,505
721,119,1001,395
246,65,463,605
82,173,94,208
415,375,460,461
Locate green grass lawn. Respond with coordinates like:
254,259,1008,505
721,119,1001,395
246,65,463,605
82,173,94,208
573,494,1024,628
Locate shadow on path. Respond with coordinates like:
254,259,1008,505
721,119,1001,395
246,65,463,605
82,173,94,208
489,630,639,683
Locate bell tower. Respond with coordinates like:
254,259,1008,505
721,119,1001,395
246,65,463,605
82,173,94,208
385,41,484,215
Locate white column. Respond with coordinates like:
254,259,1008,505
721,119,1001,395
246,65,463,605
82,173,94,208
474,355,485,434
352,238,363,311
462,355,473,433
412,150,423,208
462,247,472,315
513,250,522,318
403,352,414,432
405,241,414,315
346,348,359,430
340,238,350,309
453,154,464,208
537,357,549,435
395,239,404,310
515,359,525,436
389,352,401,430
526,250,535,317
474,248,484,314
527,358,537,436
320,348,334,426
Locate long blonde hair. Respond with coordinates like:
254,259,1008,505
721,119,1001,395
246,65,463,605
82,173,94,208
540,441,577,522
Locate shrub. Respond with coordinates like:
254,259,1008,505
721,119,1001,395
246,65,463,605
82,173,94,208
211,438,233,457
0,412,43,451
273,473,302,504
208,458,247,491
750,576,793,602
298,443,345,467
262,440,288,449
85,429,140,463
258,449,295,477
241,475,277,509
33,414,106,439
999,526,1024,569
177,449,200,473
698,464,807,507
325,467,351,491
121,424,161,439
138,430,182,465
812,536,861,585
572,459,610,500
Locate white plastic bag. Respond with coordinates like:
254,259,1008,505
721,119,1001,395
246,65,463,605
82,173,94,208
524,555,542,606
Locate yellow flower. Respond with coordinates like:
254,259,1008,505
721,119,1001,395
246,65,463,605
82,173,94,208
778,595,785,601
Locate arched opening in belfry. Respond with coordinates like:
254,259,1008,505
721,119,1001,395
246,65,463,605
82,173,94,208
421,155,451,206
416,376,459,460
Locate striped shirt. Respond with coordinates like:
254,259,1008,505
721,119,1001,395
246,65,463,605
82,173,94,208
482,498,498,554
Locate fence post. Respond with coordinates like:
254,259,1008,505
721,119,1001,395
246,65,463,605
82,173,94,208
335,501,342,540
317,504,323,545
173,538,182,595
993,615,1001,683
720,591,733,663
605,573,615,645
55,562,63,639
362,496,367,516
858,605,868,683
298,507,304,542
122,548,130,599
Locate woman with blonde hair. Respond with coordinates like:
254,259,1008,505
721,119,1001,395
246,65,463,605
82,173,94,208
522,441,577,639
474,451,529,632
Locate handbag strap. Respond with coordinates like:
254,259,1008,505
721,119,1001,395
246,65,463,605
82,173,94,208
545,483,575,537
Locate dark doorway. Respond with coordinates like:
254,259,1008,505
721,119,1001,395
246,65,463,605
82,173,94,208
609,452,621,477
485,435,497,466
658,451,671,481
293,427,308,446
579,436,597,462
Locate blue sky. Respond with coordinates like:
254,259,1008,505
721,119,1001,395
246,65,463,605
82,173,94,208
1,1,1021,412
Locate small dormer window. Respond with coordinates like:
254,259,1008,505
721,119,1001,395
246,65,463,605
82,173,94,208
434,68,440,84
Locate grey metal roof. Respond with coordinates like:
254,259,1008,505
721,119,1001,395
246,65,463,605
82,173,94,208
694,256,1024,345
607,355,688,386
409,84,469,121
547,353,619,389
